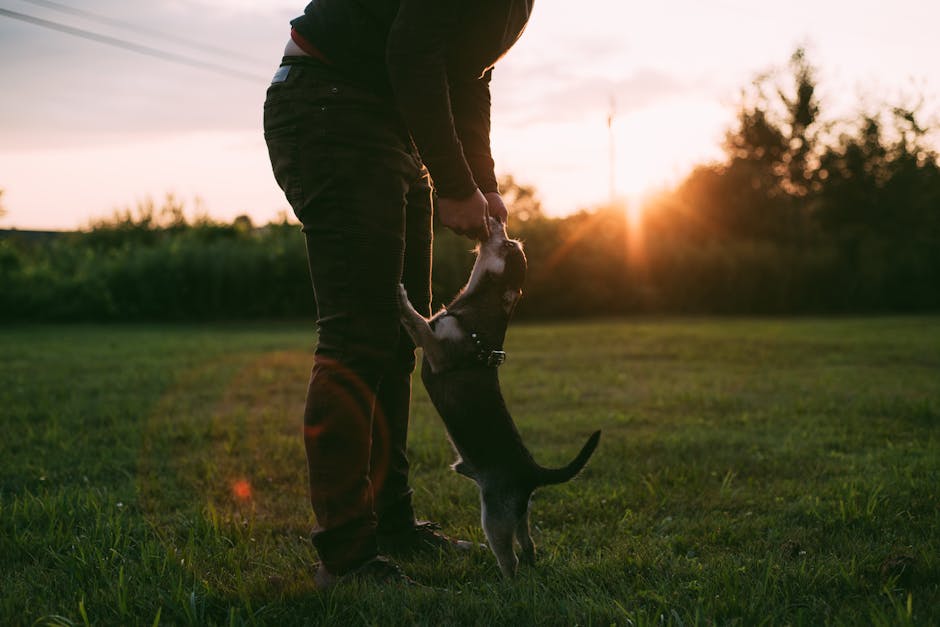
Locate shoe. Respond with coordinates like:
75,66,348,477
314,555,418,590
377,520,484,556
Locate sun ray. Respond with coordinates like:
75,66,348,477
538,210,609,276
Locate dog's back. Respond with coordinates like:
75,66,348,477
421,358,601,490
421,361,535,481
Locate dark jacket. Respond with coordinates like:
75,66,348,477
291,0,534,198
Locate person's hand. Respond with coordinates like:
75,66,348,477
484,192,508,224
437,189,489,239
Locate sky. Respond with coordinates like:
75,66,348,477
1,0,939,230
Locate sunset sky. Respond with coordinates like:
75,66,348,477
1,0,939,230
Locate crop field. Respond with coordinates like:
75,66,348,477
1,318,938,625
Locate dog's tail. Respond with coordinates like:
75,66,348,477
533,430,601,487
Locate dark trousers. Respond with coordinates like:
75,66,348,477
263,56,432,573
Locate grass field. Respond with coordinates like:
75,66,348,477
1,318,938,625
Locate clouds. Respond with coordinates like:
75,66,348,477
494,67,702,126
2,0,939,229
171,0,298,16
0,0,710,151
0,0,294,149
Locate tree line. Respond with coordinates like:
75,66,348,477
508,49,939,316
1,50,937,321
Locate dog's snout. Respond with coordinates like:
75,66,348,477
484,216,507,242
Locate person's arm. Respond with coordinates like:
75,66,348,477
450,70,509,223
386,0,477,200
449,70,497,195
386,0,492,236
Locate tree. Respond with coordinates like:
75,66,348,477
498,174,544,225
778,49,822,198
232,214,254,234
813,105,940,307
711,48,824,241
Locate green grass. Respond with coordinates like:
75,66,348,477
1,318,938,625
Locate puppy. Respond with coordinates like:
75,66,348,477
398,216,601,577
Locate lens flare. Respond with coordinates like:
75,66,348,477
232,479,252,501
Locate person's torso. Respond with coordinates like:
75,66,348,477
291,0,534,83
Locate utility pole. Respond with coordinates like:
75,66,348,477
607,95,616,204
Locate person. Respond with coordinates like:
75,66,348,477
263,0,534,588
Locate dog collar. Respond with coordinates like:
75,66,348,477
470,332,507,368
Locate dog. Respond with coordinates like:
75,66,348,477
398,216,601,577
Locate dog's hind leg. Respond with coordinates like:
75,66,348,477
397,284,448,372
515,503,536,567
481,491,518,578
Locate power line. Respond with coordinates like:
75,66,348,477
17,0,262,65
0,7,267,83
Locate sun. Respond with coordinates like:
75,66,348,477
612,97,728,208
